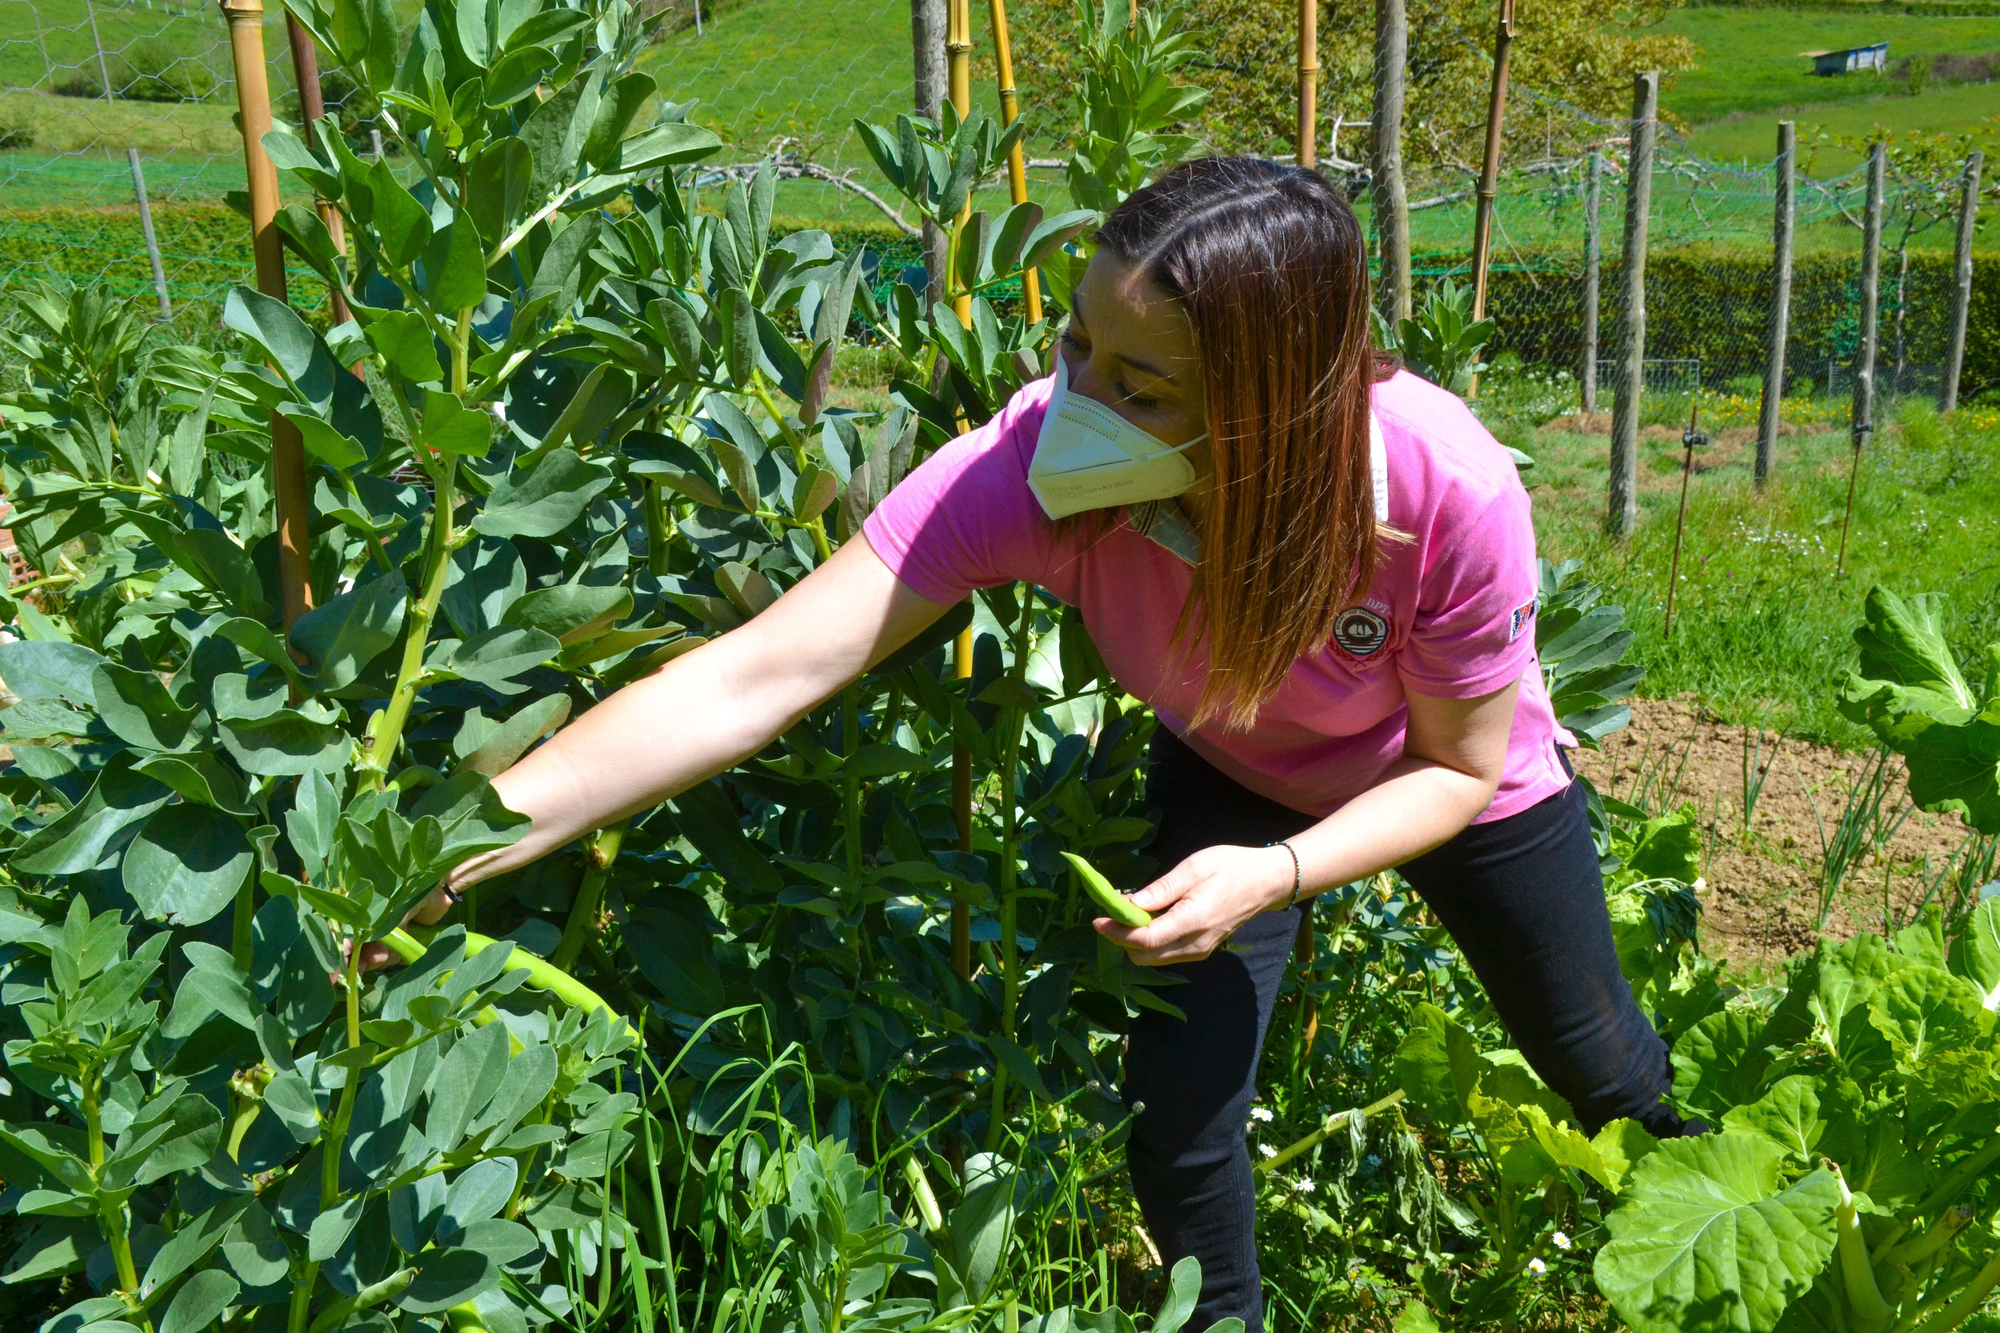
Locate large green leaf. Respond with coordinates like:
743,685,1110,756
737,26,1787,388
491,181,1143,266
290,571,408,692
610,121,723,173
0,640,104,706
442,626,560,685
223,288,335,409
91,661,197,752
12,755,173,876
123,803,255,928
213,675,353,777
473,448,614,539
1866,963,1992,1066
1595,1132,1838,1333
466,139,535,243
1719,1075,1828,1166
1949,899,2000,1010
500,584,629,644
158,1269,239,1333
1843,586,1976,723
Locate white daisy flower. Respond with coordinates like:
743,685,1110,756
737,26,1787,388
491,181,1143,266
1259,1143,1278,1158
1293,1178,1317,1193
1552,1231,1572,1251
1250,1106,1274,1123
1527,1258,1547,1276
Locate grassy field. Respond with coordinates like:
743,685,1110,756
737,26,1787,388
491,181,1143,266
644,0,932,168
1514,391,2000,747
1652,7,2000,173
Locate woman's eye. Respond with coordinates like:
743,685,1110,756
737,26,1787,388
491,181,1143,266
1060,328,1088,352
1114,380,1157,409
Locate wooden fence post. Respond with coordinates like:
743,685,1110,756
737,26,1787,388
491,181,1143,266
221,0,315,632
283,15,353,327
128,150,173,323
1942,150,1982,414
85,0,114,100
1371,0,1411,325
1468,0,1516,325
1757,119,1795,486
1299,0,1319,168
1608,72,1658,540
1838,140,1885,578
912,0,950,314
1582,150,1601,414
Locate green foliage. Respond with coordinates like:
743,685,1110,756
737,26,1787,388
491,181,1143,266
1537,557,1646,750
0,2,1204,1328
1842,585,2000,833
1593,907,2000,1333
1379,280,1494,398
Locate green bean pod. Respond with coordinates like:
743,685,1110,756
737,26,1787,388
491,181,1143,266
1062,851,1152,927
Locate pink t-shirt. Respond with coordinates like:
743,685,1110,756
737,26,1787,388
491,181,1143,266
861,368,1573,822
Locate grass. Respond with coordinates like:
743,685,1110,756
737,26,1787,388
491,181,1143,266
1652,7,2000,125
643,0,938,168
1511,386,2000,747
1640,7,2000,174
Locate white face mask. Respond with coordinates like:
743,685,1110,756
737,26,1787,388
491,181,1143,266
1026,356,1206,520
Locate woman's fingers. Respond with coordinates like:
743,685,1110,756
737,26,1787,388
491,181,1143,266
409,885,458,927
351,886,459,976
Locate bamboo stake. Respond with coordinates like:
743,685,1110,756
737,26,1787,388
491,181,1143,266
1298,0,1318,169
1608,72,1659,540
1838,140,1885,579
987,0,1043,324
222,0,315,633
1371,0,1410,325
947,0,976,983
128,150,173,322
1756,121,1795,486
1467,0,1515,327
1663,401,1707,639
1942,151,1982,415
283,13,353,327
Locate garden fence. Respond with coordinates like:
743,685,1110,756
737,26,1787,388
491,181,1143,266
0,0,1991,406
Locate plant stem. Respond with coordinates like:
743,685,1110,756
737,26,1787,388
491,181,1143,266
232,865,256,971
985,584,1036,1150
1836,1170,1897,1332
291,937,366,1333
553,821,627,972
843,685,864,882
644,482,671,577
1254,1090,1409,1176
1908,1246,2000,1333
84,1072,152,1329
357,455,458,792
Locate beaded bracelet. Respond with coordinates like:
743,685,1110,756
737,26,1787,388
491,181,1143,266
1269,840,1302,911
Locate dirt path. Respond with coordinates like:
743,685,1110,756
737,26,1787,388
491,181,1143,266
1571,698,1988,977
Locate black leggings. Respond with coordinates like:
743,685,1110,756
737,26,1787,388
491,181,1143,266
1121,730,1683,1333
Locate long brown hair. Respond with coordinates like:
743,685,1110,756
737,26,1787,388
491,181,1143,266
1096,156,1396,730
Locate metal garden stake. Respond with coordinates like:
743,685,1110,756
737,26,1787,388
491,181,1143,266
1663,400,1708,639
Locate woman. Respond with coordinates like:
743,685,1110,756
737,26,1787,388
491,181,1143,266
422,157,1690,1332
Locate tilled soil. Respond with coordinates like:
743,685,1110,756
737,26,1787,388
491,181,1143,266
1570,697,1983,977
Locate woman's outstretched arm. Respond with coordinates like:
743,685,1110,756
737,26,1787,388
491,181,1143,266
443,535,952,895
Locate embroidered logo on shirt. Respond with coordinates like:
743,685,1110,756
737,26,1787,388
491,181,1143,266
1509,598,1538,643
1333,606,1390,658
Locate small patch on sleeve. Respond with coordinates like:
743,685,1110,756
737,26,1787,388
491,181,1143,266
1508,598,1538,643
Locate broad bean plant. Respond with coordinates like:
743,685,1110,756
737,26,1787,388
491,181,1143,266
0,1,1222,1329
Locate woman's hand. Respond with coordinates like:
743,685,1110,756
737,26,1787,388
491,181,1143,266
1094,844,1298,965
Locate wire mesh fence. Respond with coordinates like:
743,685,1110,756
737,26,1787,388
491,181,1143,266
0,0,309,325
0,0,1992,410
